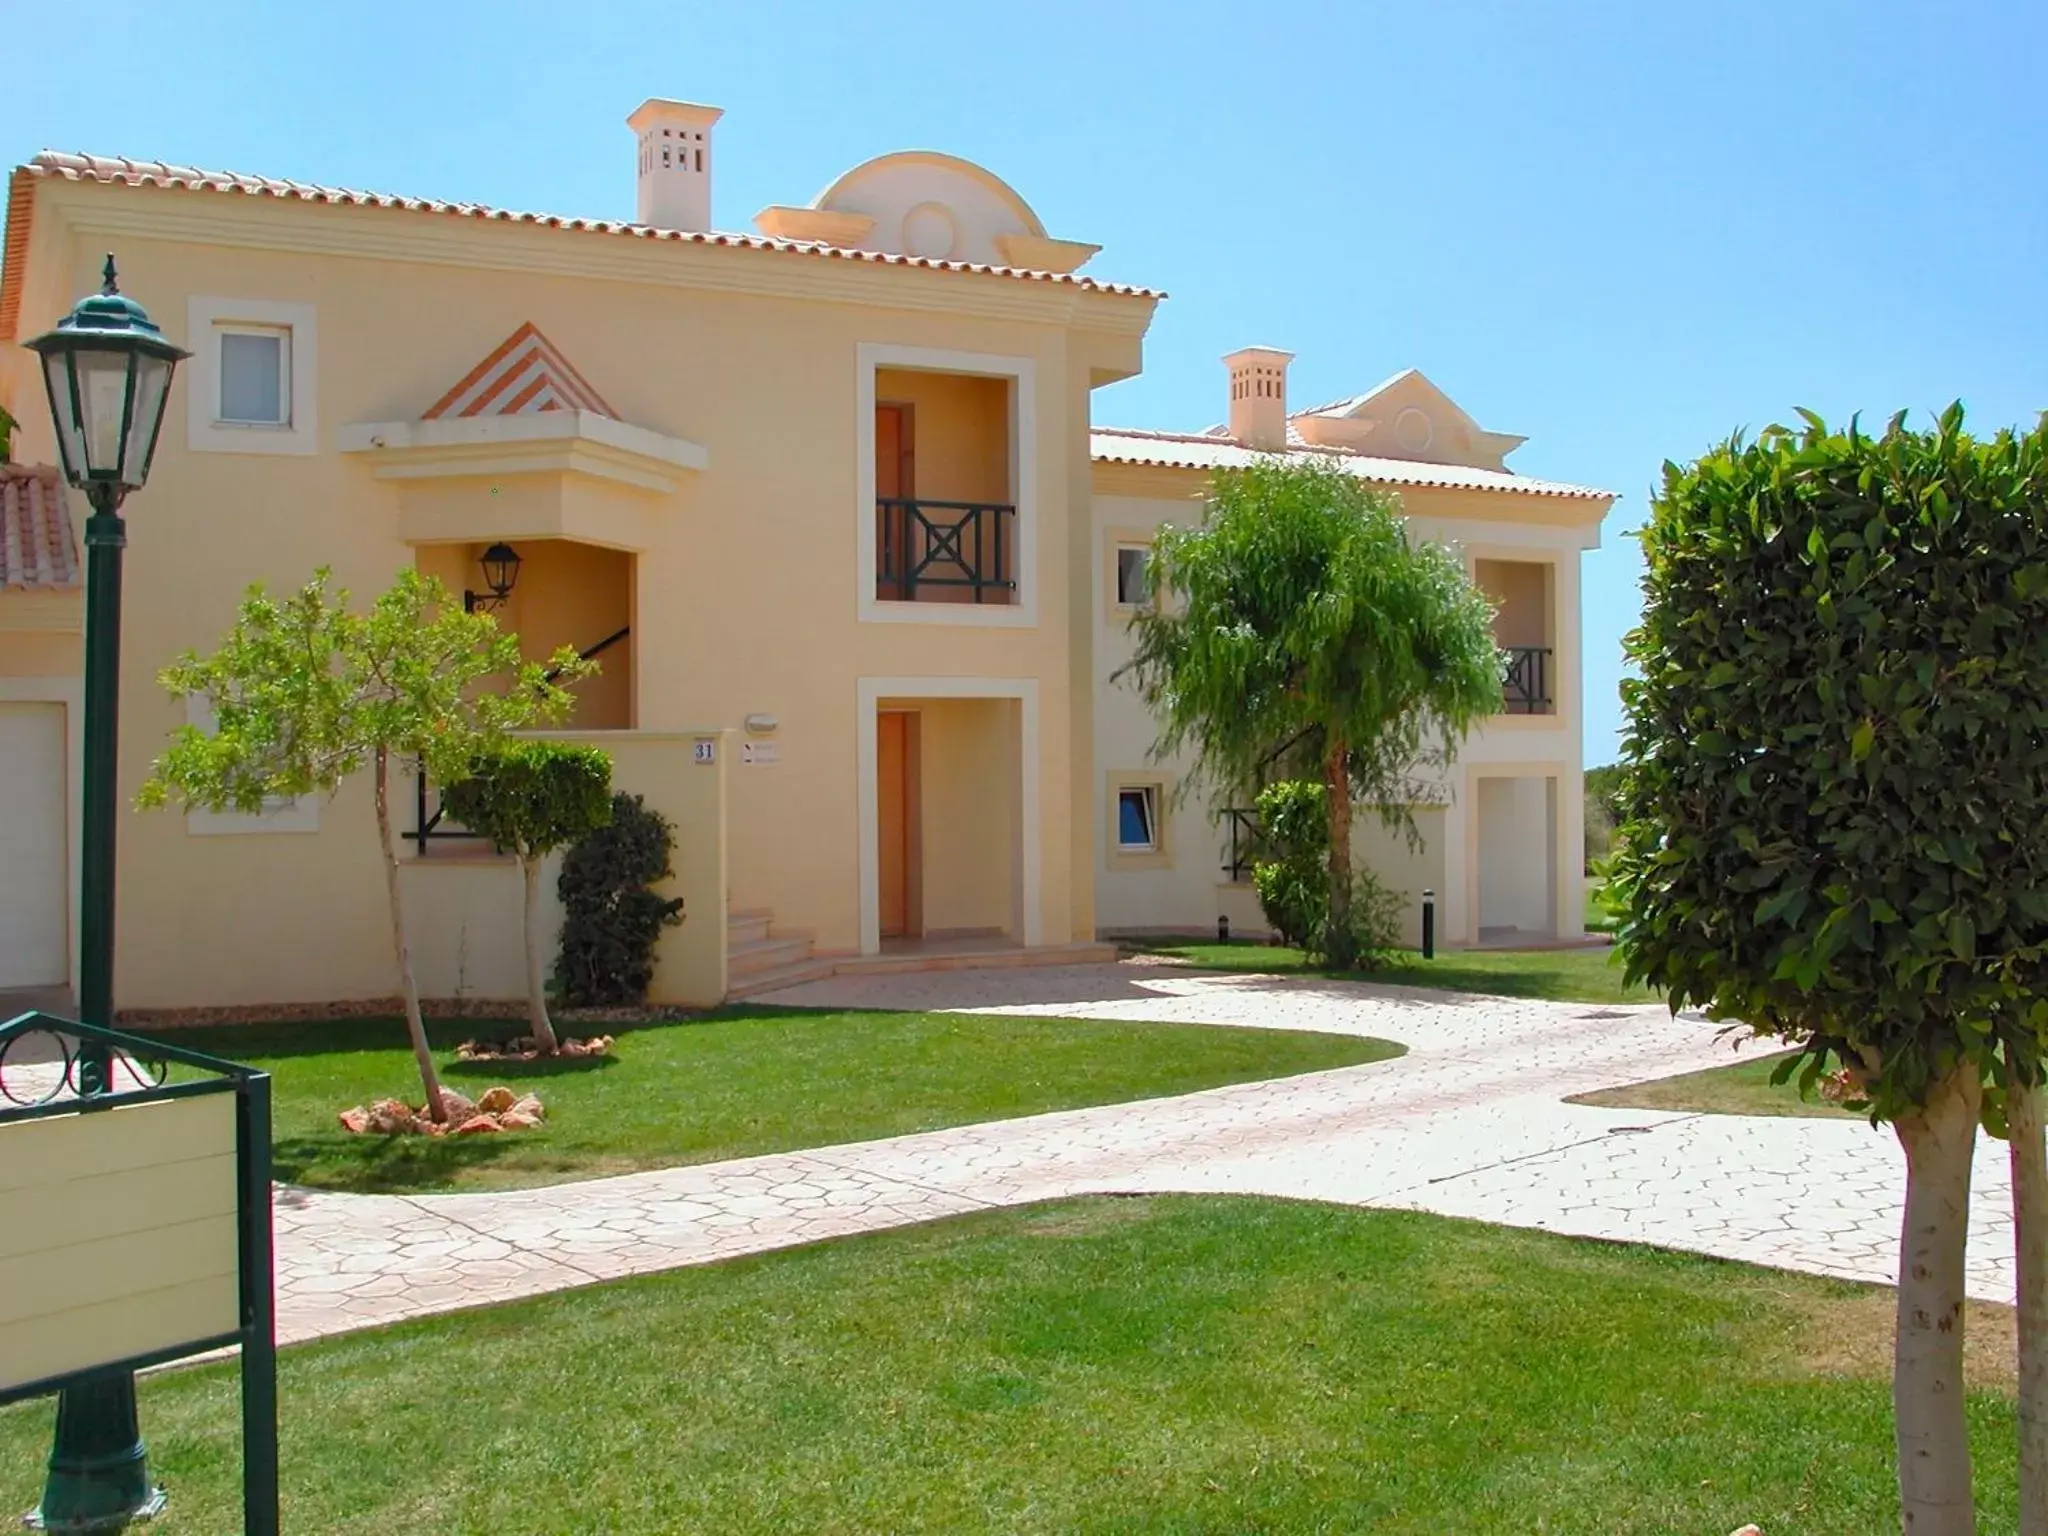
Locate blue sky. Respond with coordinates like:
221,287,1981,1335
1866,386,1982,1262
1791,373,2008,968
5,0,2042,760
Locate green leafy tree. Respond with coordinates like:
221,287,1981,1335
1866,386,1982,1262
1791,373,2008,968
1609,406,2048,1533
554,793,685,1007
0,403,16,463
139,568,589,1121
442,742,613,1054
1122,457,1502,969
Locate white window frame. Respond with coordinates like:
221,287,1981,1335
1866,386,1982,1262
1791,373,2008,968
854,342,1038,629
182,696,320,836
1113,543,1153,610
214,324,291,427
1115,784,1159,851
1105,771,1173,871
187,296,319,456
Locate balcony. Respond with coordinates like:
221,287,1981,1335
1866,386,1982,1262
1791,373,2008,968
1501,646,1553,715
876,498,1017,604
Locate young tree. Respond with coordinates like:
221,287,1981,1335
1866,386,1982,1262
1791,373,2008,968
1609,407,2048,1534
441,741,613,1054
1122,457,1502,968
139,568,588,1121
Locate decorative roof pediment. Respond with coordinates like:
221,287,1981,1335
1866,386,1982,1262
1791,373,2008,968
424,322,617,420
1291,369,1527,470
340,321,706,504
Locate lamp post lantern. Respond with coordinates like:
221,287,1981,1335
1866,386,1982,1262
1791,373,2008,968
22,254,187,1531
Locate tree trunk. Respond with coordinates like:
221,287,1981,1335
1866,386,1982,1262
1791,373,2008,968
376,747,447,1123
1893,1062,1982,1535
520,854,559,1055
1323,732,1355,971
2012,1076,2048,1535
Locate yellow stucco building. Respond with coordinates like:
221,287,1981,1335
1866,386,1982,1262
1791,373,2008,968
0,98,1610,1015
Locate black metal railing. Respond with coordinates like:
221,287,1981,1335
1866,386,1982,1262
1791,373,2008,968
1501,645,1554,714
1222,807,1267,883
876,498,1016,603
411,624,631,853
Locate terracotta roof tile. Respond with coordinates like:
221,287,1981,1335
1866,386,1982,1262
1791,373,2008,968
0,464,79,589
11,152,1165,301
1091,426,1614,502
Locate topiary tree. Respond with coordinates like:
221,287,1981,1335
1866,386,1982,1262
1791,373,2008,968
554,792,685,1007
140,568,590,1122
442,741,613,1054
1122,457,1502,969
1609,406,2048,1534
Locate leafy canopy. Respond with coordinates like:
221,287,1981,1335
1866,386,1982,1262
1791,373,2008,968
442,741,614,862
1609,406,2048,1117
139,567,590,814
1121,457,1502,822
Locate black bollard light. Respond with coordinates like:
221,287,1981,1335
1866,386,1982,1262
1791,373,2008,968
1421,888,1436,960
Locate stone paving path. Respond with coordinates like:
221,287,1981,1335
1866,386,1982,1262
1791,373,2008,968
271,961,2018,1346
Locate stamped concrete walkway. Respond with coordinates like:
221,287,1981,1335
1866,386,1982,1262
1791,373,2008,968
271,961,2018,1346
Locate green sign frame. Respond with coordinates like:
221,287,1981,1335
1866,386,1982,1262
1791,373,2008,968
1,1010,278,1534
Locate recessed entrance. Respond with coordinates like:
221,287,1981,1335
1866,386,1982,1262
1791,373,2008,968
859,678,1040,955
1475,774,1558,941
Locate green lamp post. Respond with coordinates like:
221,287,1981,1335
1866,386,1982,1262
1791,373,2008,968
22,255,188,1530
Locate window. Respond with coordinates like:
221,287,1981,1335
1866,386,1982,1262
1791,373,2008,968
181,696,318,836
187,297,318,456
1114,545,1152,609
218,328,289,425
1116,786,1158,851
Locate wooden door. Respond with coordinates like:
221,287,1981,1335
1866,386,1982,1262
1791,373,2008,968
875,403,915,600
878,710,914,938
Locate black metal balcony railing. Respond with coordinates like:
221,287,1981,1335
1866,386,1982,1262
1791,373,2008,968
1501,645,1554,714
876,498,1017,604
1221,807,1267,884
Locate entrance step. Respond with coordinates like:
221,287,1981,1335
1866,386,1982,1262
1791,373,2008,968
726,956,841,1000
729,935,817,980
727,907,774,948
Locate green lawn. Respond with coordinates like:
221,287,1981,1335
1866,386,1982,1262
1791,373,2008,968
145,1009,1398,1195
1572,1049,1860,1120
1139,940,1654,1004
0,1197,2012,1534
1584,876,1617,932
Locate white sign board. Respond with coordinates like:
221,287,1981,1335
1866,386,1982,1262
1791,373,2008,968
0,1092,241,1394
692,737,717,765
742,741,780,766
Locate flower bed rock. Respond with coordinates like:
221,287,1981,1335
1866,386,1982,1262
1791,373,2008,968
337,1084,546,1137
454,1034,615,1063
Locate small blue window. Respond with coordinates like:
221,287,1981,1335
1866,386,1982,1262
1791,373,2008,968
1117,787,1157,851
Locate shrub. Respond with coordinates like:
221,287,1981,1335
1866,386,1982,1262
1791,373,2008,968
1250,780,1402,965
1251,781,1328,949
553,792,685,1006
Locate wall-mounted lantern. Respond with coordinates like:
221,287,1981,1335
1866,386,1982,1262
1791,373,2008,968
464,542,522,614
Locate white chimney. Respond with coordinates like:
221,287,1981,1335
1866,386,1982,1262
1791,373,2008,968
1223,346,1293,451
628,98,723,232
